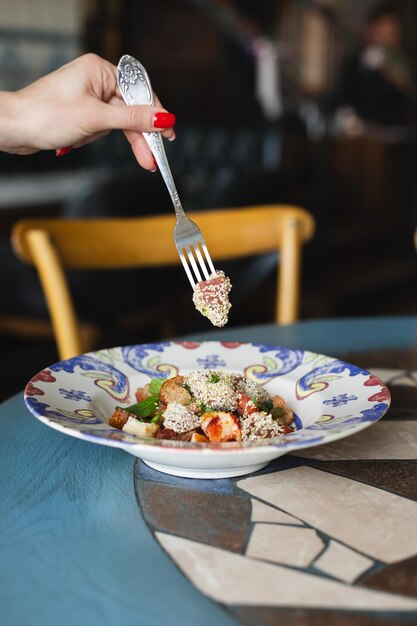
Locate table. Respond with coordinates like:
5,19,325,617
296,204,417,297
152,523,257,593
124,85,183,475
1,316,417,626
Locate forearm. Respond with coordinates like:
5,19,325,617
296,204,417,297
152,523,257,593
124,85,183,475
0,54,176,168
0,91,30,154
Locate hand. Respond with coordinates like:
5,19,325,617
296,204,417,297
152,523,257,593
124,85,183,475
0,53,176,170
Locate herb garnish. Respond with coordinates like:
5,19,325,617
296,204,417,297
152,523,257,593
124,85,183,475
122,377,165,420
148,378,165,395
260,399,273,412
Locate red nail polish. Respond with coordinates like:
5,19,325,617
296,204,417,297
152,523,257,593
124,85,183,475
153,112,176,129
56,146,73,157
153,157,157,169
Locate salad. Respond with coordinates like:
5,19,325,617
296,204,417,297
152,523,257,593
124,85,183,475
109,370,295,442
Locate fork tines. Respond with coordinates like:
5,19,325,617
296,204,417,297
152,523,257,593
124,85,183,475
177,241,216,288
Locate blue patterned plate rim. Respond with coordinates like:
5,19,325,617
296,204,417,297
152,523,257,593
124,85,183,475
23,340,391,453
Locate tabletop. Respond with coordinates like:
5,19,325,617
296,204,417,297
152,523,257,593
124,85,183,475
1,315,417,626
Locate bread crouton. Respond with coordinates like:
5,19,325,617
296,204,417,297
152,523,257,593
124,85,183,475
159,375,191,405
109,407,132,430
122,417,159,438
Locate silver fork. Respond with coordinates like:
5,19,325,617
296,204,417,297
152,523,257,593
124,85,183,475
116,54,216,287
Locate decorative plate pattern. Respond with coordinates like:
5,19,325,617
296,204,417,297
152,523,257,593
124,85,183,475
24,341,390,477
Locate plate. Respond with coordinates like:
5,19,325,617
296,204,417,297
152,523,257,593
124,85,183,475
24,340,391,478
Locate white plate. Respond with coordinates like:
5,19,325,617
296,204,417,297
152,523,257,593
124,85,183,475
24,340,391,478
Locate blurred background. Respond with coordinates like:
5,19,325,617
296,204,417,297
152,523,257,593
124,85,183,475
1,0,417,399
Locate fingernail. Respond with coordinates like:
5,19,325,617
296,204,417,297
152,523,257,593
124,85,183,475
168,132,176,142
56,146,73,157
153,112,176,128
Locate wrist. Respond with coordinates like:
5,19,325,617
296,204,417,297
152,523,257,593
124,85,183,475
0,90,29,154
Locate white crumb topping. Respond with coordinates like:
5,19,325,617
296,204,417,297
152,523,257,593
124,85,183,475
240,412,287,441
162,402,201,433
185,370,238,411
192,270,232,327
235,377,270,404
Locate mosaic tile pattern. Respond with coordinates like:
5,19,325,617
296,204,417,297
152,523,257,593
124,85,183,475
136,481,250,552
134,354,417,625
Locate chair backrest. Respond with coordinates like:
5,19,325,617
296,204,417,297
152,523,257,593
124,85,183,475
12,204,315,360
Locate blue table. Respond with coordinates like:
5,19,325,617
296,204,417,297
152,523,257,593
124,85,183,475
1,316,417,626
188,315,417,352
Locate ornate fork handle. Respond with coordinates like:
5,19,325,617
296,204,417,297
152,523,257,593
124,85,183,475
117,54,186,221
142,131,186,220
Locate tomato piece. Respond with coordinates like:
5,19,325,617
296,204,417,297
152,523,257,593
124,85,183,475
237,393,258,416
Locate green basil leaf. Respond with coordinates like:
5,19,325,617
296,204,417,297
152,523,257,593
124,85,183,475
149,377,166,396
210,373,220,383
200,403,211,413
124,396,159,418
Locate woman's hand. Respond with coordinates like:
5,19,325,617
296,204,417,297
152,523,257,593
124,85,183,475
0,53,176,170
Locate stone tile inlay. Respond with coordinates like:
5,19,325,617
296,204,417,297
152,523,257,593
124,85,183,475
340,349,417,371
302,460,417,500
137,481,250,552
246,524,324,567
386,386,417,420
314,539,374,583
133,362,417,625
233,606,415,626
369,368,417,386
250,499,303,525
156,533,417,611
238,467,417,563
361,555,417,597
291,421,417,461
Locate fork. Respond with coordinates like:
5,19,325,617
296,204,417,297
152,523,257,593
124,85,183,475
116,54,216,287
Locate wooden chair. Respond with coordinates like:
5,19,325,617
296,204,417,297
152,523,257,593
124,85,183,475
11,204,315,360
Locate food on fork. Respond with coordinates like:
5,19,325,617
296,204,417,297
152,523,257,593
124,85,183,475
192,270,232,327
117,55,222,326
109,370,295,442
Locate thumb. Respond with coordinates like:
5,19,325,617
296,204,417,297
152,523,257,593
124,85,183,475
96,100,176,133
